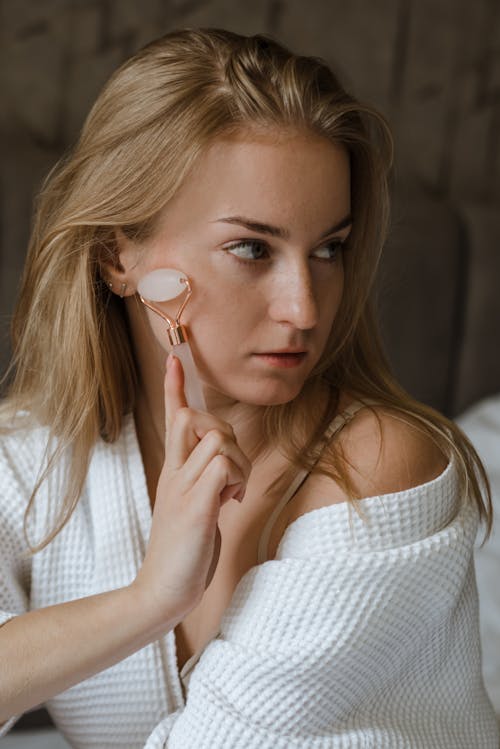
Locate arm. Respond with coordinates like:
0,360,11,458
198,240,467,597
0,355,251,726
0,434,180,723
0,584,178,722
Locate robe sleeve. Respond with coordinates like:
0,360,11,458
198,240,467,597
144,480,497,748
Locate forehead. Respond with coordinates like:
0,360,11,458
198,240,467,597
170,128,351,220
199,128,349,181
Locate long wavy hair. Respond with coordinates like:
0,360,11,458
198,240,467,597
0,27,492,551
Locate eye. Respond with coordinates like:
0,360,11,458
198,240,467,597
225,240,269,263
224,238,346,266
314,239,345,263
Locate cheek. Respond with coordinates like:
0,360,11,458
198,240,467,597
183,285,259,347
320,266,344,327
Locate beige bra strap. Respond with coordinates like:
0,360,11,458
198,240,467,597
257,399,377,564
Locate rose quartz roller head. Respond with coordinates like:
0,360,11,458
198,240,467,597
137,268,207,411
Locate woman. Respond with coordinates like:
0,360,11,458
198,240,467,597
0,27,497,748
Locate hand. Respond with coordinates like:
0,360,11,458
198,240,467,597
133,354,252,622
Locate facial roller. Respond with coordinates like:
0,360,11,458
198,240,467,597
137,268,207,412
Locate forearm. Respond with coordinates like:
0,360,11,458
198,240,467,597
0,583,178,721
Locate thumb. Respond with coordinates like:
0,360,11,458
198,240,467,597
164,353,189,427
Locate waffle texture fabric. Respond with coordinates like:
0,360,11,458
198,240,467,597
0,412,498,748
0,414,183,748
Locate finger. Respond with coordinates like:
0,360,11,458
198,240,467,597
220,483,246,503
175,429,249,495
164,408,247,472
164,354,188,429
188,430,251,489
190,454,246,516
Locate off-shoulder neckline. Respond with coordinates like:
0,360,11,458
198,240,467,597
272,452,456,558
123,411,457,562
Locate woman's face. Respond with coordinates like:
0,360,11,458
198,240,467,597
120,129,351,408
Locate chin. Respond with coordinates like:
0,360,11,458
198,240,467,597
200,369,306,408
241,380,304,407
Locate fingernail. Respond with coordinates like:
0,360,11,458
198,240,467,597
166,354,174,373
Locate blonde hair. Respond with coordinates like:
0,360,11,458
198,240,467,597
1,27,492,550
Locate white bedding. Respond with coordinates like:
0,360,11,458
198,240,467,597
458,394,500,720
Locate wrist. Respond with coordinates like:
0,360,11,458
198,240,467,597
126,580,185,641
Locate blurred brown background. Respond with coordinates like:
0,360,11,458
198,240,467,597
0,1,499,741
1,0,499,419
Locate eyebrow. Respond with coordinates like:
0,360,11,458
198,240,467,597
211,214,353,240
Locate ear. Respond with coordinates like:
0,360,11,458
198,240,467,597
99,229,139,298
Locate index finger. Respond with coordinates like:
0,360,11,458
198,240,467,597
164,353,188,429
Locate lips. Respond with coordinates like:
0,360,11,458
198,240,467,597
253,352,307,368
258,349,307,355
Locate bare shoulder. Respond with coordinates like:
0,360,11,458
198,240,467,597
286,404,450,521
336,405,449,494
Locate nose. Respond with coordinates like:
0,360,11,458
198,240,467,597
267,260,319,330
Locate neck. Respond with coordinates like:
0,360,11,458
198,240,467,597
133,374,270,508
135,373,269,461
